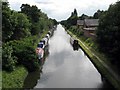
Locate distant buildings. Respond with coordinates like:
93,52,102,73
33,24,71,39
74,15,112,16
77,19,99,39
77,20,84,27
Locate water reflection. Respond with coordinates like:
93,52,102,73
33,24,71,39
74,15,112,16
27,24,114,89
34,25,102,88
23,69,41,89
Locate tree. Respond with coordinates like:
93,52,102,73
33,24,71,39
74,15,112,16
93,10,104,19
20,4,52,35
97,1,120,67
62,9,79,28
20,4,40,23
79,14,89,20
2,2,57,72
73,8,78,16
20,4,31,18
2,2,13,42
51,19,58,25
10,12,31,40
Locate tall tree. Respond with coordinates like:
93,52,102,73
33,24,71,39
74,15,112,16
97,1,120,66
79,14,89,20
10,12,31,40
93,10,104,19
73,8,78,16
66,9,78,28
20,4,47,35
20,4,31,16
2,2,13,42
20,4,40,23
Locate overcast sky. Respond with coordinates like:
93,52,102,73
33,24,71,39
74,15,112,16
8,0,118,21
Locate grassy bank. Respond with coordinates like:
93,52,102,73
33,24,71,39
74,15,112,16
67,30,120,90
2,66,28,88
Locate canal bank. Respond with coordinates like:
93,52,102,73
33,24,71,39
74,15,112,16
67,30,120,90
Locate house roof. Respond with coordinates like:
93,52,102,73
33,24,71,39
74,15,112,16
77,20,84,26
84,19,99,26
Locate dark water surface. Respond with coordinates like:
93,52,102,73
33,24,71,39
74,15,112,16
24,25,112,89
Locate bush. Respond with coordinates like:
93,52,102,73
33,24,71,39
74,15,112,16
79,31,84,36
69,26,84,37
16,45,39,72
2,37,39,72
2,43,17,71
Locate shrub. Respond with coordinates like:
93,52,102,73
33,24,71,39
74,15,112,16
2,37,39,72
2,43,17,71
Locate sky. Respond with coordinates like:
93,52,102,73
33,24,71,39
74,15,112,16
8,0,118,21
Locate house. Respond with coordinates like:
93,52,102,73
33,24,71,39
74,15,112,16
77,20,84,27
84,19,99,28
77,19,99,39
83,19,99,39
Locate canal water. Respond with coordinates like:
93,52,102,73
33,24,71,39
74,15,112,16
23,24,112,89
34,24,104,88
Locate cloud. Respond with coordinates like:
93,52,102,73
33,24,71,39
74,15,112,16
8,0,118,21
36,1,53,4
8,0,36,11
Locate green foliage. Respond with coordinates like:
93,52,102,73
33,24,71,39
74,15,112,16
79,14,89,20
10,12,31,40
31,22,42,35
73,9,78,16
20,4,40,23
2,2,31,42
84,38,98,50
3,38,39,72
2,2,13,42
69,26,84,37
51,19,58,25
20,4,56,35
2,66,28,88
2,35,41,72
2,43,17,71
60,9,78,29
85,38,93,46
97,1,120,66
2,2,57,72
93,10,104,19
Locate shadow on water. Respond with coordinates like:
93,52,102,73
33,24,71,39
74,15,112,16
23,69,41,89
23,45,49,89
99,76,116,90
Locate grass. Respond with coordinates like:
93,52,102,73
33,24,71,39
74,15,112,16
67,30,120,90
2,66,28,89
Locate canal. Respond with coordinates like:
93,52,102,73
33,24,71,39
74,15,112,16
24,24,112,89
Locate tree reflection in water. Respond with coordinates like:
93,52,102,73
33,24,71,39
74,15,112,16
23,45,49,89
